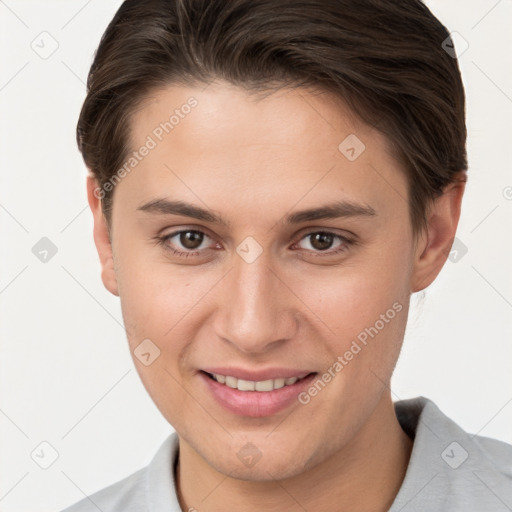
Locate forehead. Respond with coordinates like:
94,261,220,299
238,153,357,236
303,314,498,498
131,80,377,154
120,81,408,225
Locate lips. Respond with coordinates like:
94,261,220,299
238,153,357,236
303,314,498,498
199,368,317,417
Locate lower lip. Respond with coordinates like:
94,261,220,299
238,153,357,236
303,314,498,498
199,371,317,418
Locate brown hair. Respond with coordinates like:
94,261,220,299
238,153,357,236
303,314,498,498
77,0,467,236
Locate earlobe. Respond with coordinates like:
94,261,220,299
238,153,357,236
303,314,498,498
86,176,119,297
410,177,466,293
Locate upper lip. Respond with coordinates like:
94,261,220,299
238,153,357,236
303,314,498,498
201,367,315,381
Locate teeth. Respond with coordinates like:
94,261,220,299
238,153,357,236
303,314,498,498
237,379,255,391
273,378,286,389
225,376,237,389
211,373,307,392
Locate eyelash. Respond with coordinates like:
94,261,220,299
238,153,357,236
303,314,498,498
155,229,354,259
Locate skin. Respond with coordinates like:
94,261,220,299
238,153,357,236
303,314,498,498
87,80,465,511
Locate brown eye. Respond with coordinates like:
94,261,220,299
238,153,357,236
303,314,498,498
179,230,204,250
158,229,214,257
295,231,353,257
309,232,335,251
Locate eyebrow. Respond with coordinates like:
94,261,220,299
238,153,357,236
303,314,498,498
137,198,377,227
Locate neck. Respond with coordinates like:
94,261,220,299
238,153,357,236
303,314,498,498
176,391,413,512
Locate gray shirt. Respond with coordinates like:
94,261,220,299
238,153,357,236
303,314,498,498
61,396,512,511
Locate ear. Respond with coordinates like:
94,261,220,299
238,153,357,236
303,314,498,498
86,175,119,296
411,175,467,293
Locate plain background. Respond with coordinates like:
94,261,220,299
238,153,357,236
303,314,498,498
0,1,511,510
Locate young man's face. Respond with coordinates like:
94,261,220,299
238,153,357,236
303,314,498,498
89,81,457,481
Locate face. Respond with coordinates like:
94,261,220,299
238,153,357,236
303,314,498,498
89,81,456,481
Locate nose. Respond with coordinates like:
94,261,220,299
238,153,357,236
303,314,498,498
214,249,299,354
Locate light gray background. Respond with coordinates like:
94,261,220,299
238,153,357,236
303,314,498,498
0,1,511,510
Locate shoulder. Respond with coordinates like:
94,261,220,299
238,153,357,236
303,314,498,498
59,433,180,512
471,431,512,478
60,467,146,512
391,396,512,511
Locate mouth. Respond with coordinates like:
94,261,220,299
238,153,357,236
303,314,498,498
199,370,318,417
202,371,314,392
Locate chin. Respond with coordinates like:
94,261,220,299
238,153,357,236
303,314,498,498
215,457,310,482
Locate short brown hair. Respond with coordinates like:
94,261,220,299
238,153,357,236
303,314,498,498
77,0,468,236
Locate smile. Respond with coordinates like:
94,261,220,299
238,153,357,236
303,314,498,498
205,372,310,392
200,370,318,417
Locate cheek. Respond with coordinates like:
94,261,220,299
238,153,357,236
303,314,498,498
114,253,211,422
114,240,226,368
296,256,408,336
117,263,209,340
291,242,411,377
